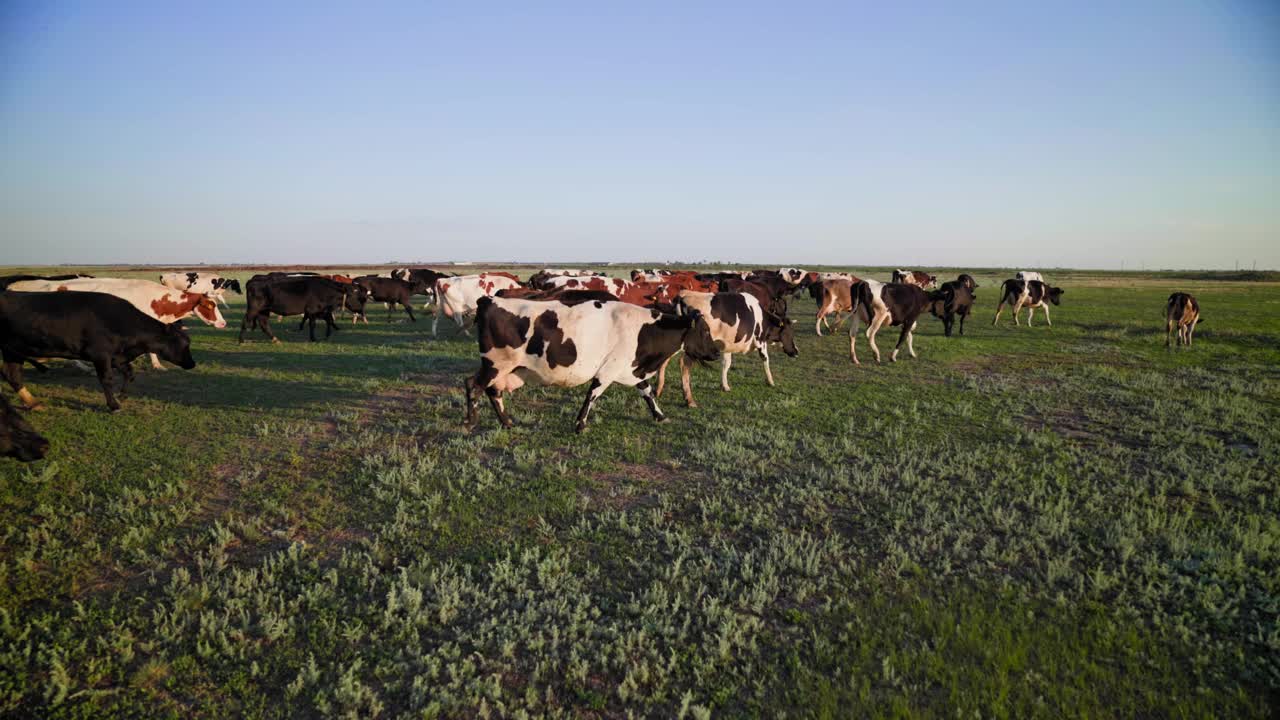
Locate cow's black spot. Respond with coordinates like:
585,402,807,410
478,304,530,353
185,271,198,288
710,293,755,344
527,310,577,368
475,356,499,388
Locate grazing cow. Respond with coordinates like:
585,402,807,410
0,394,49,462
7,278,225,370
158,272,243,306
0,274,93,291
993,279,1063,327
240,276,367,342
892,270,938,289
0,291,196,411
433,272,523,337
656,291,798,407
352,276,427,322
463,296,721,432
1015,271,1044,284
927,281,976,337
1165,292,1202,348
848,282,929,363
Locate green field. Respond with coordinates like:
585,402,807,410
1,266,1277,718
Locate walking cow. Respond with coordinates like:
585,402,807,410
1165,292,1202,348
463,296,720,432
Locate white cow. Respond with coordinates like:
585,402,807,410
433,273,522,337
8,277,226,369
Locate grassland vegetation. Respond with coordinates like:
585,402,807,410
0,267,1276,717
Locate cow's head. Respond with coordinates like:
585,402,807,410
958,273,978,289
763,313,799,357
346,286,370,313
214,278,243,294
680,310,721,364
1047,286,1064,305
0,396,49,462
195,296,227,328
159,323,197,370
926,274,938,289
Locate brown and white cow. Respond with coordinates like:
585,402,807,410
993,279,1063,327
655,290,797,407
892,270,938,289
543,274,631,295
848,281,929,363
812,276,866,335
1165,292,1202,348
7,278,225,369
463,296,720,432
433,273,523,337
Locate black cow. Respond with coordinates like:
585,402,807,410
241,276,368,342
1,393,49,462
0,291,196,411
848,282,930,363
928,281,976,337
353,276,427,322
0,274,93,291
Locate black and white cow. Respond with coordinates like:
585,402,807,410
463,296,721,432
655,290,798,407
848,282,930,363
158,272,242,306
0,393,49,462
993,279,1063,327
241,276,368,342
0,291,196,411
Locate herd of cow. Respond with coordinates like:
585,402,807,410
0,266,1204,461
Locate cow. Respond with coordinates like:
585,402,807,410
993,279,1063,327
1015,271,1044,284
892,270,938,289
6,278,225,370
719,277,794,318
528,270,607,289
463,296,721,432
655,291,798,407
927,281,976,337
777,268,806,285
352,276,427,322
848,282,929,363
0,291,196,411
0,274,93,291
543,275,631,295
1165,292,1202,348
814,278,856,336
158,272,243,306
0,393,49,462
956,273,979,290
240,276,368,342
433,272,523,337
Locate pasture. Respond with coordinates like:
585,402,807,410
1,266,1277,717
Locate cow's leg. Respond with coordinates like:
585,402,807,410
848,315,861,365
92,357,121,412
866,317,884,363
297,315,309,332
239,313,254,343
720,353,733,392
814,300,829,336
308,315,319,342
258,316,280,344
635,380,666,423
402,302,416,322
432,311,440,337
680,353,698,407
2,360,41,411
943,314,953,338
149,352,165,370
118,359,136,396
1187,320,1197,346
959,311,967,336
1165,317,1175,348
905,321,919,358
992,302,1004,326
574,378,610,433
324,310,339,337
1042,305,1052,327
759,345,775,387
655,356,670,398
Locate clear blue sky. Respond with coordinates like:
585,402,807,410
2,1,1277,268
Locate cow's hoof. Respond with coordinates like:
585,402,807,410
26,403,46,412
574,422,587,434
108,406,123,414
654,416,669,424
271,338,281,345
686,401,698,408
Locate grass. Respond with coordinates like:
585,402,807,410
0,266,1277,717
